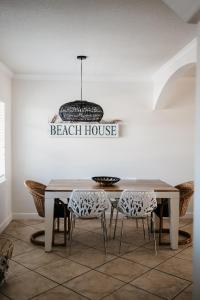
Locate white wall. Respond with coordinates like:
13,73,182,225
12,78,195,216
0,64,12,231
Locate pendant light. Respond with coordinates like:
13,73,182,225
59,56,104,122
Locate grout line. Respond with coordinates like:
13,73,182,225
171,282,193,300
27,285,61,300
0,291,13,300
34,265,92,285
152,269,192,284
59,284,92,300
129,282,170,300
94,264,151,285
100,282,167,300
1,220,193,300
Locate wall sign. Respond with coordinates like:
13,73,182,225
49,123,119,138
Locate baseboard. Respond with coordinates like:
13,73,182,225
12,213,41,220
0,215,12,233
11,211,194,220
183,212,193,219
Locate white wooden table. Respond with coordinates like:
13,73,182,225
45,179,179,252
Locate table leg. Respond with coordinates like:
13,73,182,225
45,192,55,252
169,192,179,250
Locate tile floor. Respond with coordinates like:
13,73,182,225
0,217,193,300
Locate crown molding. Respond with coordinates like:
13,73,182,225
0,62,13,78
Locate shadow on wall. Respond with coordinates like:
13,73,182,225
156,63,196,110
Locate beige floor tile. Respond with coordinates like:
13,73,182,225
131,269,190,300
103,284,163,300
176,246,193,261
179,219,193,228
75,218,102,232
31,285,88,300
113,226,151,247
64,270,124,300
0,270,57,300
95,238,138,255
122,246,172,268
7,260,29,279
30,222,45,231
4,225,37,243
174,284,193,300
0,294,10,300
156,257,193,282
15,219,44,226
12,239,36,257
74,230,105,248
144,240,186,254
69,247,116,268
36,258,90,283
0,234,17,242
154,218,192,230
3,221,26,233
13,248,61,270
97,257,149,282
55,241,89,258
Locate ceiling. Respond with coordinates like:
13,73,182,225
0,0,196,80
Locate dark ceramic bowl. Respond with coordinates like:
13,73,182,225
92,176,120,186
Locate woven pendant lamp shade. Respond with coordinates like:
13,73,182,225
59,56,104,122
59,100,104,122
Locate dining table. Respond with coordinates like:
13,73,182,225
44,179,179,252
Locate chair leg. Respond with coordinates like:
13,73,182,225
152,213,157,255
119,218,124,254
142,218,146,239
69,213,75,254
52,218,55,246
159,204,164,245
101,212,108,255
109,205,114,238
68,213,71,240
147,216,151,240
136,219,139,229
113,210,119,239
57,217,60,232
63,210,67,247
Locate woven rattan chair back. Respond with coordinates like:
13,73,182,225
0,238,13,260
24,180,46,218
175,181,194,217
24,180,69,247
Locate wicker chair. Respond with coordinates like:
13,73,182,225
155,181,194,245
24,180,70,246
0,238,14,286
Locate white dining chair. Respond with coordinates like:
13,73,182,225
116,190,157,254
68,189,110,254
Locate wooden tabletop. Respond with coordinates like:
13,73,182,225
46,179,178,192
